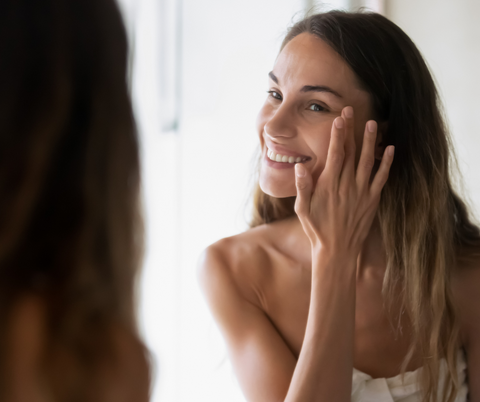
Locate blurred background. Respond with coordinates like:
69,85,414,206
115,0,480,401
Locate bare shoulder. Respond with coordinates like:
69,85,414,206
197,224,275,308
452,256,480,347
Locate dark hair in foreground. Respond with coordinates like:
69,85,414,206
0,0,149,399
251,11,480,402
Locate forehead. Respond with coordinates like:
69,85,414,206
274,33,369,103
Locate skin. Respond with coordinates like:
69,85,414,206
258,34,377,198
4,296,150,402
199,32,480,402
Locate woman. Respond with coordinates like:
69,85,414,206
199,11,480,402
0,0,150,400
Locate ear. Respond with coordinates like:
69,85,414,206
374,121,388,161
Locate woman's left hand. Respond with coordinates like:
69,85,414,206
294,106,395,257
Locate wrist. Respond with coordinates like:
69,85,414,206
311,246,359,272
311,242,358,260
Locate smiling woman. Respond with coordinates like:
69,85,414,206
199,10,480,402
258,34,375,198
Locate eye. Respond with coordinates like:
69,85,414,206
267,90,282,100
308,103,327,112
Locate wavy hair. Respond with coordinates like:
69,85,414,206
0,0,150,399
251,11,480,402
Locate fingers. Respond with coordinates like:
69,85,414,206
339,106,356,184
323,116,346,181
355,120,378,190
370,145,395,195
294,163,313,218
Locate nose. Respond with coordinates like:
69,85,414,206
264,102,297,140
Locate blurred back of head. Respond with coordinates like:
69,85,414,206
0,0,150,400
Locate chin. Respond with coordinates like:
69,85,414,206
259,175,297,198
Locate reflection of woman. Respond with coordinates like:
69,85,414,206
199,11,479,402
0,0,150,400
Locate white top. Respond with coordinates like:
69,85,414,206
351,349,468,402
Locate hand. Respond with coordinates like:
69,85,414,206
294,106,394,256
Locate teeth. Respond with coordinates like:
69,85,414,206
266,148,307,164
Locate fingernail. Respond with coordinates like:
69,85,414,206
388,146,395,156
367,120,376,132
295,163,306,177
335,117,344,129
344,106,353,118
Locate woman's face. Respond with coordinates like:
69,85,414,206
257,33,376,198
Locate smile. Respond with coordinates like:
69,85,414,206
266,148,309,164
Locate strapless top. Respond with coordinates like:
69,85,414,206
351,349,468,401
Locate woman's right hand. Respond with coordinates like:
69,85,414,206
294,106,395,258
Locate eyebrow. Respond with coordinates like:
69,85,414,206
268,71,343,98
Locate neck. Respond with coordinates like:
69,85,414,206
356,216,387,280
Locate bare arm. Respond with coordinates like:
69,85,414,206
199,245,296,402
284,251,357,402
199,107,394,402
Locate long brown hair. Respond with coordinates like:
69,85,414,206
0,0,150,399
251,11,480,402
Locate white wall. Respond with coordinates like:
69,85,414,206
387,0,480,220
309,0,350,11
